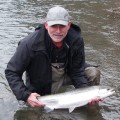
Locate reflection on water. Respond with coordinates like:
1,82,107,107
0,0,120,120
14,105,103,120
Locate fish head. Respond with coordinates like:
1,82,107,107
99,88,115,98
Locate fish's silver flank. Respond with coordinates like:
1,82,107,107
38,86,115,113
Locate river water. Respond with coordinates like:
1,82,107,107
0,0,120,120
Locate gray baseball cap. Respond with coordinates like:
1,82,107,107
46,6,71,26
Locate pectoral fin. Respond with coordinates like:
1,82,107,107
44,106,54,113
69,107,76,113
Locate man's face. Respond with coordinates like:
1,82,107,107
44,22,71,43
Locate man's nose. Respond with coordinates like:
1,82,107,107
56,26,61,33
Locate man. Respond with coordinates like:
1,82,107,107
5,6,101,108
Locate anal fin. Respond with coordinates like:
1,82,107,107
69,107,76,113
44,106,54,113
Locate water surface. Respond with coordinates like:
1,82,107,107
0,0,120,120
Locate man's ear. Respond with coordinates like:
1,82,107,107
67,22,71,30
44,22,48,30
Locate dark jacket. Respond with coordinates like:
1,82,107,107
5,24,88,101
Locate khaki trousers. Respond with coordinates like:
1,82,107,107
51,63,101,94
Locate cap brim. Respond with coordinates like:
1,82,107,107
47,20,68,26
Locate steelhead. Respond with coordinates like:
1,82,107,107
38,86,115,113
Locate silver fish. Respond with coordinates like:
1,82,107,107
38,86,115,113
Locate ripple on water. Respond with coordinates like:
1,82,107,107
0,0,120,120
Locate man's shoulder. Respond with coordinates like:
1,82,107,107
66,23,83,46
18,24,46,51
19,25,44,44
70,23,81,33
18,31,39,47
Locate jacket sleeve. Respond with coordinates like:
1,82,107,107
68,37,88,88
5,40,31,101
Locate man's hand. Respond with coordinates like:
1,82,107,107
88,97,102,105
27,93,45,107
